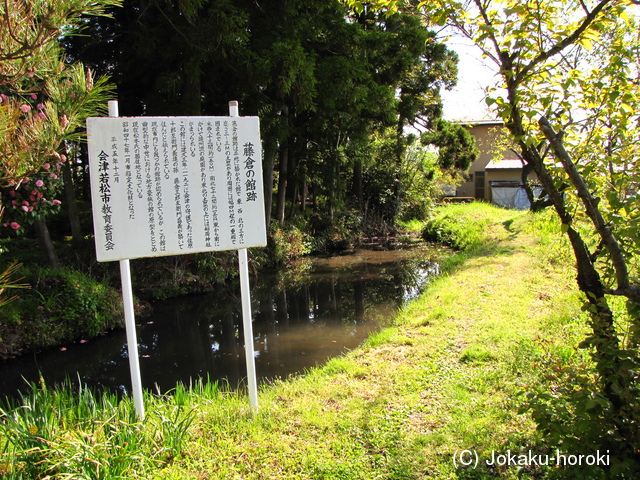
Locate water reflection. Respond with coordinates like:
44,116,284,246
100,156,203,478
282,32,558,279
0,247,440,397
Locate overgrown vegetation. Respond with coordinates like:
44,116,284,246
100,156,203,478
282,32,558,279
0,378,212,479
388,3,640,474
4,204,634,479
0,265,123,358
424,203,639,478
0,0,476,360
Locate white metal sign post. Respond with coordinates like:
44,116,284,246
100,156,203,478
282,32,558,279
230,101,259,410
87,101,266,417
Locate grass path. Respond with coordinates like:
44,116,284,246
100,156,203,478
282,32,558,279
155,206,586,479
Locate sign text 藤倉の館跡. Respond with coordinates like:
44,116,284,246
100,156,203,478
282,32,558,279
87,116,266,262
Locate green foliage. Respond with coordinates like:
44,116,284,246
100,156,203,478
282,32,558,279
257,221,312,268
50,269,120,336
130,252,238,301
1,205,616,480
422,203,517,251
398,145,457,222
421,119,479,172
522,317,640,478
396,218,425,234
193,252,237,285
64,0,462,232
0,265,123,352
380,0,640,469
354,131,458,228
0,261,28,307
0,379,215,479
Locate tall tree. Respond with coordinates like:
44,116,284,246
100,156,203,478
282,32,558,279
111,0,248,116
356,0,640,471
65,0,464,233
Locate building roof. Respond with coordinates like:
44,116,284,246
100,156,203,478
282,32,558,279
485,159,524,170
455,119,504,126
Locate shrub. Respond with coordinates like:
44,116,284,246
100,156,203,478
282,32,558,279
0,266,123,355
252,222,311,270
422,202,531,251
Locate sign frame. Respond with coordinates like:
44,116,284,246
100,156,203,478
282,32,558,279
87,101,262,416
87,112,266,262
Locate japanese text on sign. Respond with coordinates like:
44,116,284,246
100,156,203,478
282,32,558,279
87,116,266,262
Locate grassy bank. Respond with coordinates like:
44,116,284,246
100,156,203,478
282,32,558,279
2,204,598,479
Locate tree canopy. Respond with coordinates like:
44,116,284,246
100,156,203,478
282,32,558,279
64,0,472,235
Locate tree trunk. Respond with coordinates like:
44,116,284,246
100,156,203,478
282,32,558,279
275,106,290,227
262,137,276,231
34,218,60,268
539,117,640,304
287,176,299,220
275,143,289,227
286,148,298,220
505,85,627,425
328,160,337,222
300,165,307,212
181,58,202,116
353,157,363,211
62,159,83,242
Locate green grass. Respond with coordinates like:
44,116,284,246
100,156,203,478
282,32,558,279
1,204,596,479
150,204,587,479
0,378,221,479
396,218,426,234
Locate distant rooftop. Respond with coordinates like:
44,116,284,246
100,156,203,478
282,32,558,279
486,159,524,170
455,119,504,126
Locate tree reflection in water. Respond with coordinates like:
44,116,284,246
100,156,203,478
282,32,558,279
0,246,442,398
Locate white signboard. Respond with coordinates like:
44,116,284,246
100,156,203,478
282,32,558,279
87,116,266,262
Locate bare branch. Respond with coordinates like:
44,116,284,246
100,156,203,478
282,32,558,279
578,0,591,15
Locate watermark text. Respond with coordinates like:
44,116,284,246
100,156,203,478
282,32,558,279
452,449,610,469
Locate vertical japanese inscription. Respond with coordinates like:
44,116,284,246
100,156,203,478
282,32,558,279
110,136,120,184
171,121,183,250
97,150,114,251
88,116,264,262
212,121,222,246
141,121,157,253
182,120,194,249
224,120,236,245
152,121,166,252
232,120,244,244
122,121,135,219
197,121,211,247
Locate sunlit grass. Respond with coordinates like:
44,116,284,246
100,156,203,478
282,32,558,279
396,218,426,234
1,204,593,479
0,378,219,479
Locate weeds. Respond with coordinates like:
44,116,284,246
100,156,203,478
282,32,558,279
0,378,219,479
3,204,628,479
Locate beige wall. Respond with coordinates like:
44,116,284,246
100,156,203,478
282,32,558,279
486,169,522,183
457,122,512,201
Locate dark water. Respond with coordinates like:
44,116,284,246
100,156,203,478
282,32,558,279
0,246,441,398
